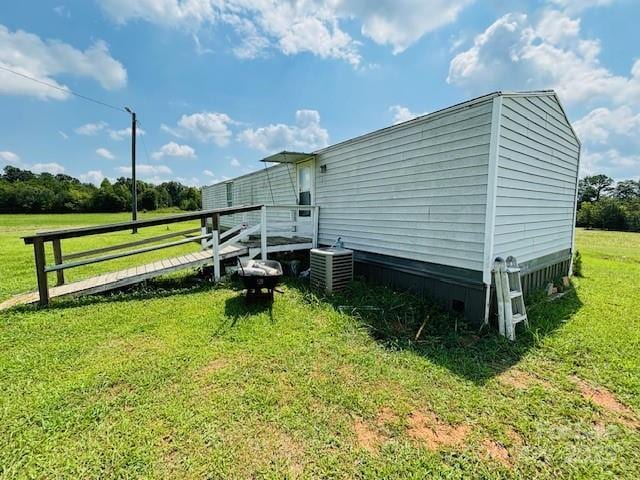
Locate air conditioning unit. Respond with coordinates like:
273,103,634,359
310,247,353,293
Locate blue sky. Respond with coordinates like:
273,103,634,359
0,0,638,186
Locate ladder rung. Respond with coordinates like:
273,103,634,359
512,313,527,324
509,290,522,299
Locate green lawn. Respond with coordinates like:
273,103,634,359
1,215,639,479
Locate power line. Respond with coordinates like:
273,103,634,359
0,64,126,113
136,120,153,165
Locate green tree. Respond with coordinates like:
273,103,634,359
579,174,614,202
139,189,159,211
613,179,640,201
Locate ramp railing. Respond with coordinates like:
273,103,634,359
22,205,263,305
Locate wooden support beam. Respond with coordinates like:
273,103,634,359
52,238,65,286
33,238,49,305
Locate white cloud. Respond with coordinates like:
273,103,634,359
0,25,126,100
98,1,474,65
0,150,21,163
549,0,616,13
151,141,196,159
176,176,201,187
447,10,640,105
96,147,115,160
53,5,71,18
581,149,640,179
109,126,146,141
238,109,329,153
341,0,473,54
230,157,241,167
58,130,69,140
203,169,216,177
574,106,640,145
116,164,172,177
31,162,65,174
389,105,428,125
75,121,108,135
79,170,105,185
164,112,234,146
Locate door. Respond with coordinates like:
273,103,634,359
296,160,314,238
297,160,314,217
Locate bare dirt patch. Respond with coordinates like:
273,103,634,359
406,411,470,450
376,407,398,427
198,358,229,376
497,369,555,391
497,369,536,389
506,429,524,447
354,417,385,454
482,439,512,467
573,377,639,429
104,381,134,399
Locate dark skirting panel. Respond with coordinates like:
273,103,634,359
350,248,572,327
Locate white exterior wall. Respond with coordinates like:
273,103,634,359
492,94,580,262
202,163,297,227
200,91,579,278
314,99,494,271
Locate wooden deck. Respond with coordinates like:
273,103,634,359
7,205,318,310
0,236,311,310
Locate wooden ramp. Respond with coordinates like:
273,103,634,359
5,205,319,311
0,245,249,310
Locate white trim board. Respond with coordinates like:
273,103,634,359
482,96,503,324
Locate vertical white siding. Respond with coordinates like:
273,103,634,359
315,100,494,271
493,95,580,262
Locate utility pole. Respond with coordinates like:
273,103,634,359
125,107,138,233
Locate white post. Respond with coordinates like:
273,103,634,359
261,205,267,260
312,206,319,248
201,224,208,250
494,260,505,338
212,230,220,282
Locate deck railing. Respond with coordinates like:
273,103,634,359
22,205,263,305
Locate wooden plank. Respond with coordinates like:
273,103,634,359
63,228,200,261
33,238,49,305
45,234,210,273
52,239,65,286
23,205,264,244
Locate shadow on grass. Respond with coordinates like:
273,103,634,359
6,273,218,313
222,294,274,327
289,277,583,385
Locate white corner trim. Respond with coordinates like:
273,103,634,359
569,142,581,275
483,96,503,285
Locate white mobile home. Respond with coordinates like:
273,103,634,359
202,91,581,324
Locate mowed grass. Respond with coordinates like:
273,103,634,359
0,215,639,479
0,210,200,302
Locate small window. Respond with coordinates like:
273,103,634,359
297,161,312,217
226,182,233,207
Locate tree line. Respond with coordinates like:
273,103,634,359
0,166,201,213
576,174,640,232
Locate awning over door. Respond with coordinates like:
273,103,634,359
260,151,316,164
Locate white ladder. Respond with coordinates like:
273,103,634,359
493,256,528,341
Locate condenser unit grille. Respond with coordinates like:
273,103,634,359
310,248,353,293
